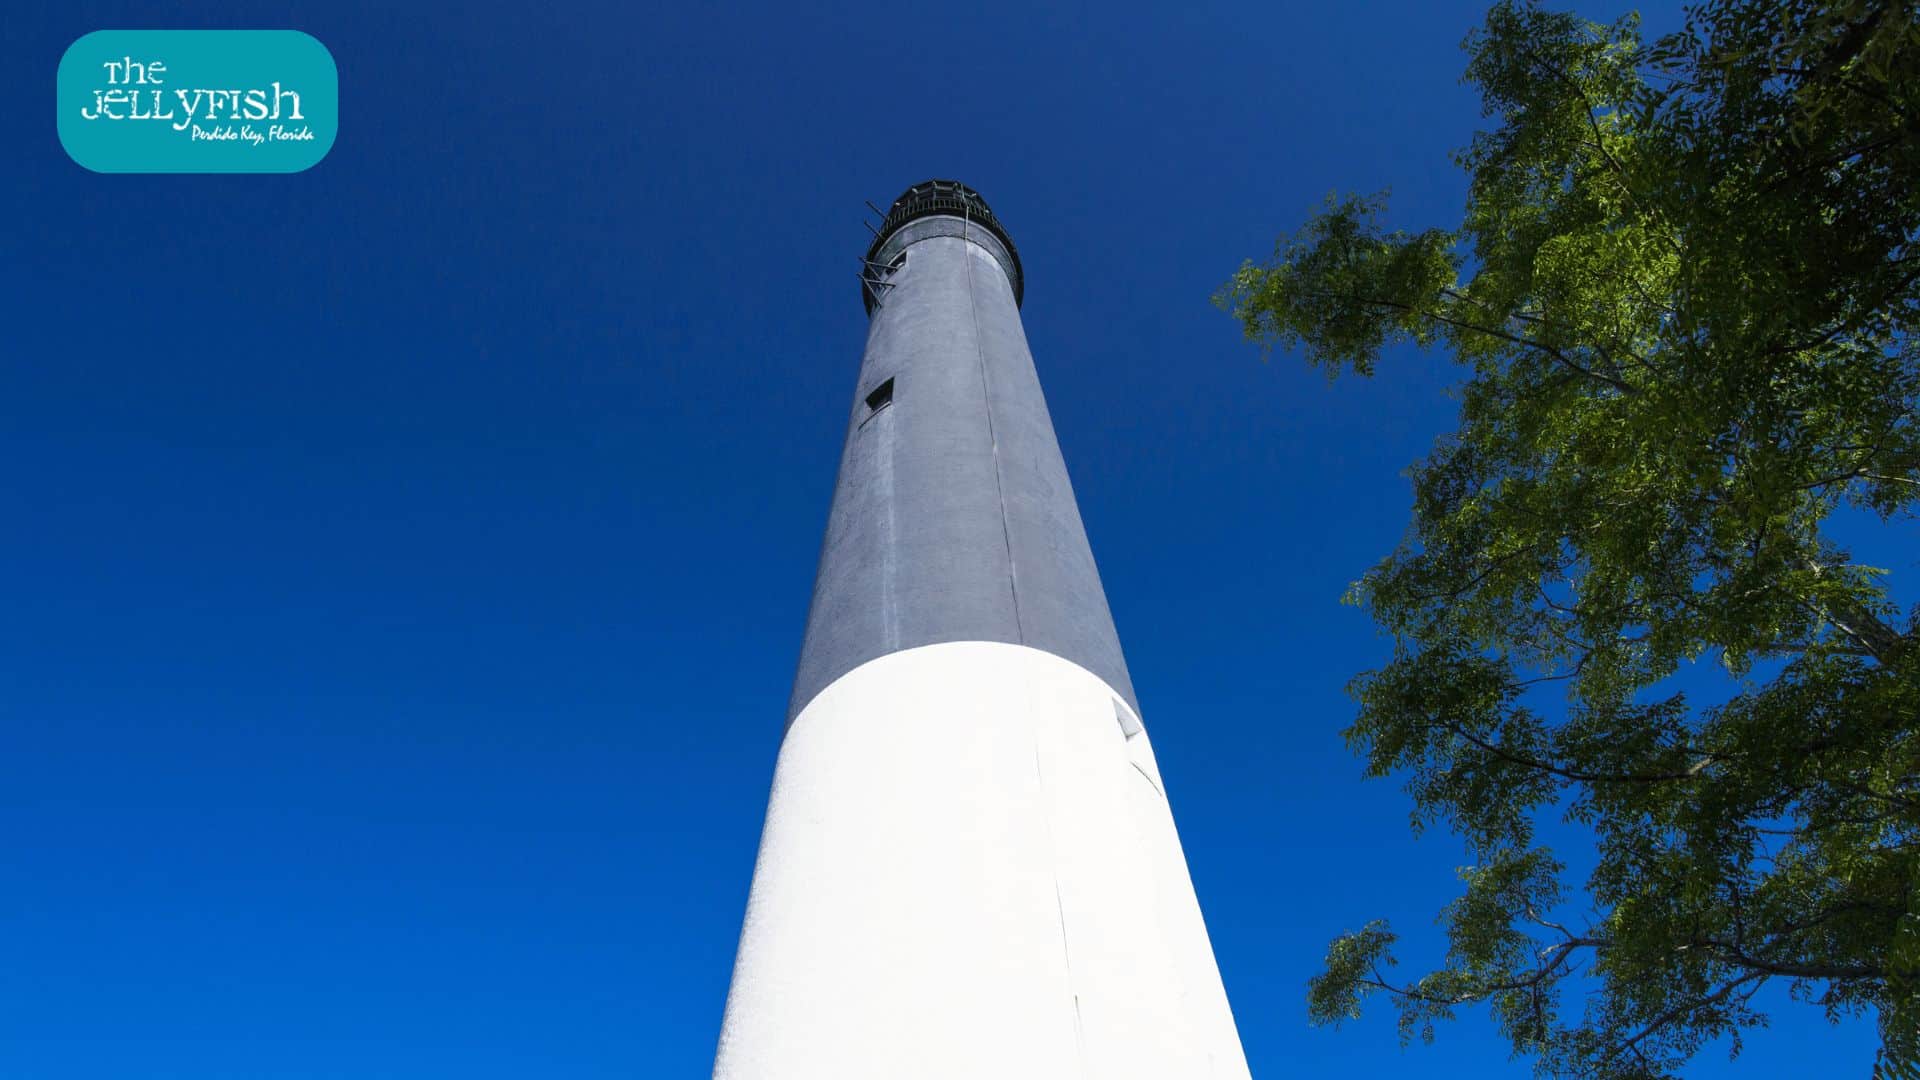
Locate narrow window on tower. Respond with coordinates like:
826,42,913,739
1114,698,1142,739
864,377,895,417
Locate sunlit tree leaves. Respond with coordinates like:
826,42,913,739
1224,2,1918,1075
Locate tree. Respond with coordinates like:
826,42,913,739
1218,1,1919,1075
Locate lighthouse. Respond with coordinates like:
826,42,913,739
713,180,1253,1079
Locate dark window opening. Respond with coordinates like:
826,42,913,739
865,377,895,416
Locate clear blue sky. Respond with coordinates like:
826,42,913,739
2,2,1882,1076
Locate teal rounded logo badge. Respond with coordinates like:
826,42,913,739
58,30,337,173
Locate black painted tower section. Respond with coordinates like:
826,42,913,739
788,180,1137,720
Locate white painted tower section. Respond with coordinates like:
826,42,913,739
713,642,1253,1079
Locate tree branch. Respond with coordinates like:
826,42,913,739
1307,289,1641,395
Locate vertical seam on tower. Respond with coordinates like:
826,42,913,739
877,407,900,652
963,206,1026,644
1021,661,1082,1068
1030,692,1089,1079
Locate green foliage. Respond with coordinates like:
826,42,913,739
1222,1,1920,1075
1883,864,1920,1078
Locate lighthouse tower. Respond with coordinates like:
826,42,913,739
713,180,1253,1080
